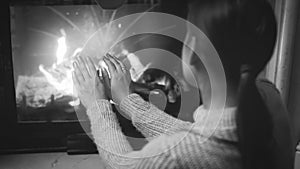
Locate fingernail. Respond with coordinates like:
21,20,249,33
97,69,101,77
72,71,75,77
104,57,109,62
107,53,113,58
101,67,105,74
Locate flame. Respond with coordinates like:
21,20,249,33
156,76,169,87
37,25,140,107
39,65,74,96
38,29,79,106
68,98,80,106
56,30,67,65
122,49,150,82
39,65,61,88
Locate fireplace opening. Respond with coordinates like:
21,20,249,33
10,4,160,123
3,0,200,153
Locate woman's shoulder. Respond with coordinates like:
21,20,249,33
167,131,241,168
255,78,295,169
140,129,240,168
256,78,280,94
255,78,288,117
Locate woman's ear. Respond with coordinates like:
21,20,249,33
182,33,199,88
182,34,196,63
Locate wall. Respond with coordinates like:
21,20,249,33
288,7,300,143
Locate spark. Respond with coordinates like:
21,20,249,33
47,7,82,33
108,3,159,52
28,28,59,39
105,10,117,41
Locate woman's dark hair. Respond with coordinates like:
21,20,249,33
188,0,277,169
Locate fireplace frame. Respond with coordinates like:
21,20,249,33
0,0,102,154
0,0,188,154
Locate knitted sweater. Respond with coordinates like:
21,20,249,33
87,93,241,169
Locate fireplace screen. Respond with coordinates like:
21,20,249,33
10,3,156,122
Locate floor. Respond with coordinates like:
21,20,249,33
0,151,299,169
0,153,106,169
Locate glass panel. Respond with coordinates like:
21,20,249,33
10,3,155,122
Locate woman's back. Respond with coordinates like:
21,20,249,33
123,96,242,169
186,0,283,168
257,79,295,169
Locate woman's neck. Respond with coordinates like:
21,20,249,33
201,80,238,110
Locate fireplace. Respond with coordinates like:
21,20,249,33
0,0,195,153
11,2,160,123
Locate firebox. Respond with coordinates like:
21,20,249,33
11,2,161,123
0,0,198,154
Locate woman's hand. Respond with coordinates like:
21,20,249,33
72,56,107,109
102,54,132,105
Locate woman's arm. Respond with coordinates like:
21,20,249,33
101,54,193,140
87,99,177,169
87,99,134,168
72,55,177,168
120,93,192,139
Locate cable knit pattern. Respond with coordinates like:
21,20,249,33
120,94,193,139
87,94,241,169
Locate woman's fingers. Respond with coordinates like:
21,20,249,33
109,53,127,72
100,67,111,99
102,67,110,82
76,56,90,80
118,59,127,73
73,62,85,82
86,56,97,77
106,53,123,72
94,73,103,87
103,57,116,74
102,67,111,90
109,53,123,66
72,71,80,89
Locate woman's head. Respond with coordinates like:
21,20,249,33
185,0,276,84
185,0,277,169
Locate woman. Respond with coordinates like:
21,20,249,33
72,0,292,168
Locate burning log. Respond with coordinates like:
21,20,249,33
15,75,63,108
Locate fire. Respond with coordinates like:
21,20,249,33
39,65,62,89
121,49,151,82
37,27,149,107
56,29,67,65
38,28,79,106
39,65,74,95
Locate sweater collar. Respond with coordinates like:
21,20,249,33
193,105,238,141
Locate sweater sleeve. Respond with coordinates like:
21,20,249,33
86,99,177,169
120,93,192,139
